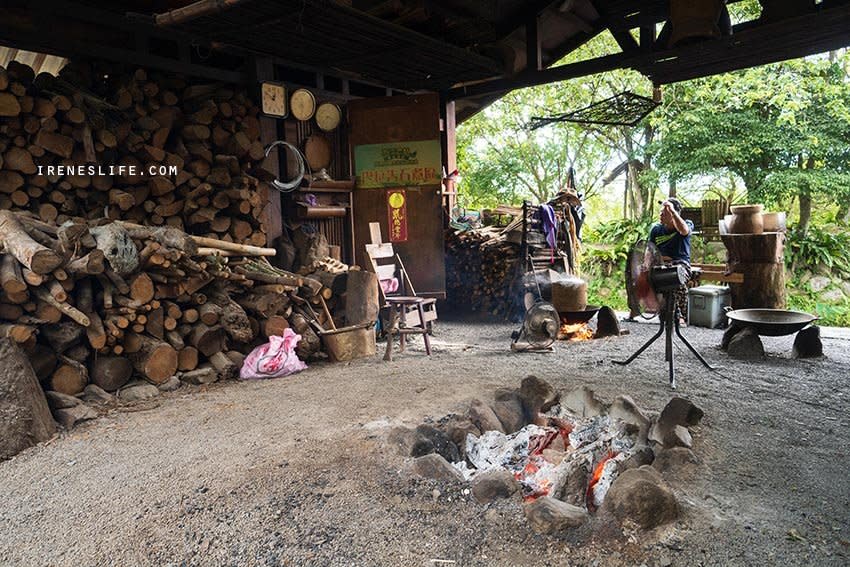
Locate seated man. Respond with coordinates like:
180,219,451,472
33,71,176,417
626,198,693,321
650,198,694,320
650,198,693,267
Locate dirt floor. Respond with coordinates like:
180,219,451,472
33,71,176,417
1,313,848,567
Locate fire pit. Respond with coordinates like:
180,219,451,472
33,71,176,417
402,377,703,535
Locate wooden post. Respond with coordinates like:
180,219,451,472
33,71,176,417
252,57,283,248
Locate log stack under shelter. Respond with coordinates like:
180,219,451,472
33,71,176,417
0,59,373,431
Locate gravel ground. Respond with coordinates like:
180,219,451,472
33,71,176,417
1,314,848,567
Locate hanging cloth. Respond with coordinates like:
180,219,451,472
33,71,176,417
538,204,558,263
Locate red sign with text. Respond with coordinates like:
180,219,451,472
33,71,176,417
387,190,408,243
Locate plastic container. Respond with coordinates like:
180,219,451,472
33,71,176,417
687,285,731,329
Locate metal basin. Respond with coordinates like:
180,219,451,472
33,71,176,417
559,305,601,325
726,308,817,337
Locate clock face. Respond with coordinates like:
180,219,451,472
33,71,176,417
260,82,287,117
315,103,342,132
290,88,317,121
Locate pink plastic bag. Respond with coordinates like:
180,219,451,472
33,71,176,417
240,329,308,380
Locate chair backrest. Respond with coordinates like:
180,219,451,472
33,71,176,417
364,222,417,304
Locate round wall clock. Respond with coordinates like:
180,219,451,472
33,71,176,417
315,102,342,131
290,88,317,121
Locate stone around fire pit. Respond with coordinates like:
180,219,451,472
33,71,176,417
727,327,765,360
411,424,461,463
409,453,464,482
444,417,480,459
560,385,607,418
52,404,97,429
523,496,588,534
659,397,704,427
602,465,679,529
609,395,651,439
492,389,527,434
471,470,520,503
468,399,505,434
519,375,559,419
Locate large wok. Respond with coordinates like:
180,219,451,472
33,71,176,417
559,305,601,325
726,308,817,336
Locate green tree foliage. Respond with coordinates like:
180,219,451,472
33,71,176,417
654,52,850,231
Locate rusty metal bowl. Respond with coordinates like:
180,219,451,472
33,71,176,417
725,308,817,337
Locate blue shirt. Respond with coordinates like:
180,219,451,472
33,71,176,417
650,220,694,264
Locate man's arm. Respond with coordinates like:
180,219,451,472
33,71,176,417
670,208,690,236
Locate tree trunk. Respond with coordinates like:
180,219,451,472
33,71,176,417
798,189,812,234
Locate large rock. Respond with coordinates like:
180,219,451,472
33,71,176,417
492,389,527,434
523,496,588,534
157,375,182,392
444,417,480,459
45,390,82,410
53,404,98,429
727,327,764,360
409,454,464,482
468,399,504,434
519,375,559,417
471,470,520,503
561,385,607,417
603,465,679,529
82,384,116,405
659,397,704,427
0,339,57,459
411,424,460,463
792,326,823,359
808,275,831,293
648,422,693,449
118,381,160,402
594,306,621,338
609,395,651,438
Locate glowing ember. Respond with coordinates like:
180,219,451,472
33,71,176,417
586,451,618,510
559,323,594,341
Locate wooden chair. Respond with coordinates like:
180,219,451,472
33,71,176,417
364,223,436,359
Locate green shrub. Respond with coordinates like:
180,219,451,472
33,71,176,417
583,217,654,276
785,224,850,277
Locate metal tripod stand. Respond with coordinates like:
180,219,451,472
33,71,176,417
613,290,713,389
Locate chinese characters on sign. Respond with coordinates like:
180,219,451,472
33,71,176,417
387,190,408,243
354,140,441,189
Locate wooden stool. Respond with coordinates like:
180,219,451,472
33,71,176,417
384,296,432,361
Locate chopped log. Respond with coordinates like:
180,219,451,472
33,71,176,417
28,343,58,382
91,224,138,275
49,359,88,396
0,211,63,274
91,356,133,392
0,323,36,343
210,292,252,342
177,346,199,371
187,323,225,357
209,351,237,380
199,302,219,325
0,253,27,294
34,288,90,327
345,270,379,326
76,278,106,349
41,322,84,353
145,307,165,339
262,315,289,337
127,336,177,384
0,338,57,460
190,236,275,256
129,273,155,304
65,250,106,275
165,330,185,350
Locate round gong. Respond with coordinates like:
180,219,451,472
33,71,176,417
303,134,332,171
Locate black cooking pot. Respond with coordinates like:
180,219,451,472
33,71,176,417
559,305,601,325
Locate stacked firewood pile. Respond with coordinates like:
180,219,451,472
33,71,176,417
445,226,521,319
0,210,347,410
0,59,269,246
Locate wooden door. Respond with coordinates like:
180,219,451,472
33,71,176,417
348,94,446,298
